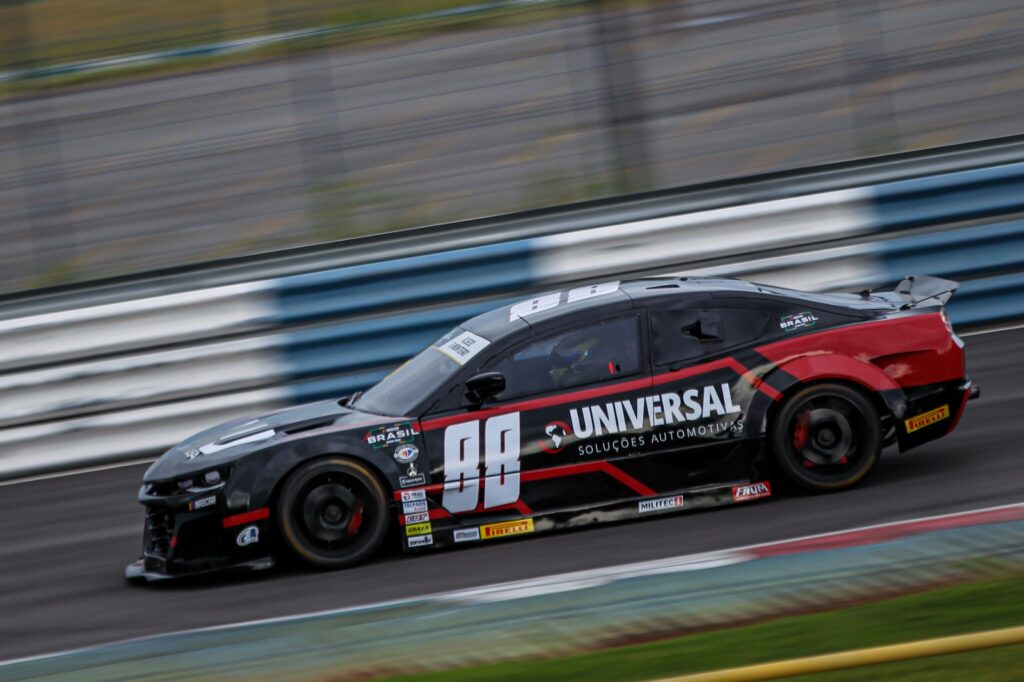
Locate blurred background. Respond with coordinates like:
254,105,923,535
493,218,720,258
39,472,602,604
3,2,1024,681
2,0,1023,291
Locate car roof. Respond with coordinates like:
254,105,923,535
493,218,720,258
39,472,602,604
460,277,766,343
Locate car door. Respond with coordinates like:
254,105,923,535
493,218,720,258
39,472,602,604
642,298,779,489
420,313,655,522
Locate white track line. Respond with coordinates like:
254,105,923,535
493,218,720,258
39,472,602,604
3,499,1022,668
961,321,1024,337
0,458,154,488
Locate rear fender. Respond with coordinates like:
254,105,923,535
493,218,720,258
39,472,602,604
753,354,907,433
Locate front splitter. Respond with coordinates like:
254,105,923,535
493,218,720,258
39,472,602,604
125,557,274,583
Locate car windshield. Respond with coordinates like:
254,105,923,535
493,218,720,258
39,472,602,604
352,327,491,415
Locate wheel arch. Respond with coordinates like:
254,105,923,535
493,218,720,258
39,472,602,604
764,377,895,442
268,451,394,516
757,353,906,435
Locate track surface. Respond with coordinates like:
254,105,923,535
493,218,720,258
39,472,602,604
2,326,1022,662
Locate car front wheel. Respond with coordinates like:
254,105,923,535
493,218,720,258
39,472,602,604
276,457,390,569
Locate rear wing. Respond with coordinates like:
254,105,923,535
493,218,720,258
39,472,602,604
894,275,959,310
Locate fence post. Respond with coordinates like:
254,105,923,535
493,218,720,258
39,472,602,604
588,0,653,194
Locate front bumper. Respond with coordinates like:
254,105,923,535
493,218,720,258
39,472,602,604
127,484,274,582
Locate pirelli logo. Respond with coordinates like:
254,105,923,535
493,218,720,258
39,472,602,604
480,519,534,540
905,405,950,434
405,522,432,537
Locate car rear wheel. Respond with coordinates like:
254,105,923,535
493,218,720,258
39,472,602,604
770,383,882,492
276,457,390,569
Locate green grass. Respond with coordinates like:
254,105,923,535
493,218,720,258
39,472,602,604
375,576,1024,682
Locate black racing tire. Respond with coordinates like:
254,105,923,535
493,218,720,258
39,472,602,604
770,383,882,492
276,457,390,569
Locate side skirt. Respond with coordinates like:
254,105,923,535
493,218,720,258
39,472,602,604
397,479,773,552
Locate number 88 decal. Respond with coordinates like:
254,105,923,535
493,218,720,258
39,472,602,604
442,413,520,513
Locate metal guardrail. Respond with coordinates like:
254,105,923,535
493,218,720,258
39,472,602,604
2,144,1024,478
7,133,1024,319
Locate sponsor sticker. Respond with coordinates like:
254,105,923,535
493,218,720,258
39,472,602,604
435,330,491,366
408,534,433,548
400,489,427,502
399,460,425,488
638,495,684,514
236,525,259,546
570,384,741,441
405,522,432,537
453,527,481,543
189,495,217,511
905,404,950,433
394,444,419,463
404,512,429,524
480,518,534,540
779,311,820,332
364,422,420,449
732,481,772,502
403,500,428,514
540,420,571,454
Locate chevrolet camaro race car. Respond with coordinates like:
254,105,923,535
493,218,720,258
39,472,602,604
127,275,978,581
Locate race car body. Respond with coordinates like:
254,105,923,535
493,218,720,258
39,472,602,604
127,275,977,581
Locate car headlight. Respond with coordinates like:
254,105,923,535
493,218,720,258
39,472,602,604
177,467,230,493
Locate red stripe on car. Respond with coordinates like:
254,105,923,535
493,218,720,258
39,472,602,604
393,461,653,508
422,357,782,432
222,507,270,528
757,313,964,389
521,460,655,496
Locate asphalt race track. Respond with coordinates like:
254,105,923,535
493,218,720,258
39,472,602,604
2,325,1022,662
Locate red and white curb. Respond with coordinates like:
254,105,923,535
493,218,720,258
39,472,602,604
444,501,1024,604
4,501,1023,667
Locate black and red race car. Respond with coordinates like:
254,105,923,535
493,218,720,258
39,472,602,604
127,275,977,581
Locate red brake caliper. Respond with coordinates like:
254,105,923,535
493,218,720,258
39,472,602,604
347,500,364,536
793,411,813,468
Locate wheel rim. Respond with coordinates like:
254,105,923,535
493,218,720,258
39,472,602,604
292,471,376,554
787,394,870,476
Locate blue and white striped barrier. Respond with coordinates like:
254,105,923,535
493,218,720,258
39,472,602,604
1,159,1023,477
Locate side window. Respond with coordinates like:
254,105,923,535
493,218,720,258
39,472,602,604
486,316,642,399
651,307,771,366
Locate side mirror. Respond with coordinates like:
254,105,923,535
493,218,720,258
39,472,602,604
465,372,506,404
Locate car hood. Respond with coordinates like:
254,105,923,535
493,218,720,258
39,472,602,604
143,399,395,482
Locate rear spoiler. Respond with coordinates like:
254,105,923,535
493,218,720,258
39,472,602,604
894,275,959,310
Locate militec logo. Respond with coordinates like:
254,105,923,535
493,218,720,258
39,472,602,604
732,481,772,502
638,495,684,514
540,421,571,454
